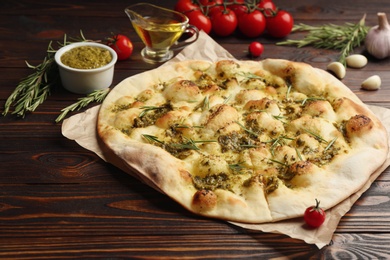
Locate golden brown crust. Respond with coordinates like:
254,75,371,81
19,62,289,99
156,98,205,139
345,114,373,137
97,59,388,224
205,104,239,132
192,190,217,212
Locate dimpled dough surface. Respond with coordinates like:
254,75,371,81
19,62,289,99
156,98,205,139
97,59,388,223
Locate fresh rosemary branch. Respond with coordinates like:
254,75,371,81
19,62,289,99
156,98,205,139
55,88,110,123
3,31,94,118
277,15,369,65
2,42,58,117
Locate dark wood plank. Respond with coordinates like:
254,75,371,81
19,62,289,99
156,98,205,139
0,233,390,259
0,233,320,259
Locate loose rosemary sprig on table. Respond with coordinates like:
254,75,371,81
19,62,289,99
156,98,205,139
277,15,369,66
2,41,58,117
55,88,110,123
3,31,103,120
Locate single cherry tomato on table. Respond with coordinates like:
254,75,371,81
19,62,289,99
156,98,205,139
238,10,266,38
248,41,264,57
107,34,133,61
186,10,212,34
304,199,326,228
266,10,294,38
174,0,200,13
210,8,238,37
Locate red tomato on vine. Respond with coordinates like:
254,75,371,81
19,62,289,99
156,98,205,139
186,10,212,34
210,8,238,37
266,10,294,38
174,0,199,13
238,10,266,38
198,0,223,13
258,1,277,12
226,0,246,17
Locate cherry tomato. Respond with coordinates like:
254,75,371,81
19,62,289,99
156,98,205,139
207,4,224,17
107,34,133,61
248,41,264,57
186,10,212,34
225,0,246,16
304,199,326,228
210,8,238,37
198,0,223,8
258,1,277,11
238,10,266,38
266,10,294,38
229,2,248,17
199,0,223,14
174,0,199,13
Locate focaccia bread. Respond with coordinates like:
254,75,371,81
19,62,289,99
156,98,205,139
97,59,388,223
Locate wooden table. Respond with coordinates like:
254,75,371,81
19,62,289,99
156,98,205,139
1,0,390,258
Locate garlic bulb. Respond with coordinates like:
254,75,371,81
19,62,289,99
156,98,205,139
365,12,390,59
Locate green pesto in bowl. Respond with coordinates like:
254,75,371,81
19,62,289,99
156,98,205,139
61,46,113,69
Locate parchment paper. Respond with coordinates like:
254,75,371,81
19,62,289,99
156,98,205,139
61,31,390,249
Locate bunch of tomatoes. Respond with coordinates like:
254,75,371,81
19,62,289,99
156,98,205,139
174,0,294,38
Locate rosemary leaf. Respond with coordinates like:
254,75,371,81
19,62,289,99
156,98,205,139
301,97,326,106
55,88,110,123
223,94,232,104
295,147,303,161
304,129,328,143
324,137,338,151
229,162,245,172
286,83,292,100
269,158,288,167
272,114,287,124
235,120,259,137
139,105,164,118
171,137,217,151
277,14,369,66
142,134,164,144
236,71,263,80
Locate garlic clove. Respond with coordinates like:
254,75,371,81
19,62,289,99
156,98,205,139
361,75,381,90
346,54,368,68
327,61,346,79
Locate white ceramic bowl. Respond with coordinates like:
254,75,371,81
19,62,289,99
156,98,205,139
55,42,117,94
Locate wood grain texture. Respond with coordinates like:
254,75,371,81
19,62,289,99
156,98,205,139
1,0,390,258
